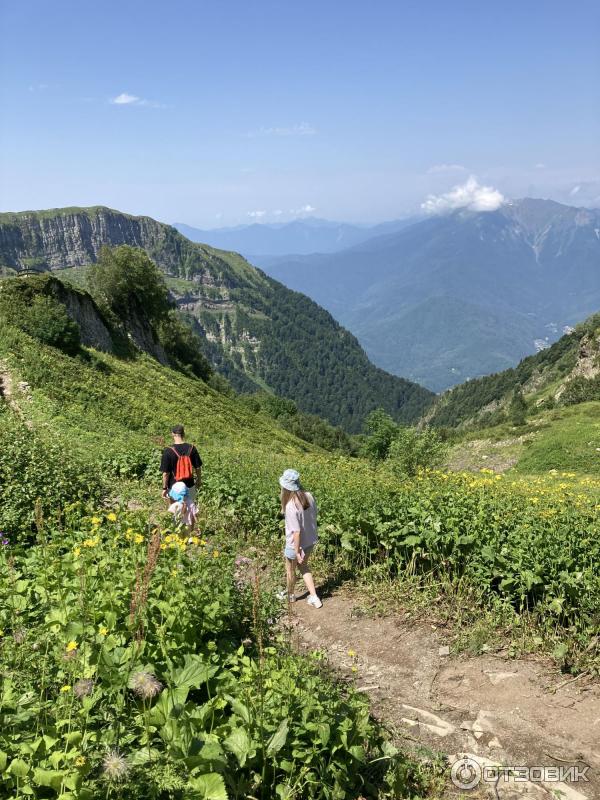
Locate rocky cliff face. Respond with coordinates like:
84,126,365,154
0,207,434,430
1,207,188,273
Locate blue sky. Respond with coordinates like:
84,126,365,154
1,0,599,226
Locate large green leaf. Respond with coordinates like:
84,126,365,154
223,727,251,767
172,655,218,688
266,719,289,756
188,772,228,799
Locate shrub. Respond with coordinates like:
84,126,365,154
561,375,600,406
156,312,212,381
0,281,81,355
386,426,448,477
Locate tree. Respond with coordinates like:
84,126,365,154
87,246,172,323
509,389,528,426
361,409,399,460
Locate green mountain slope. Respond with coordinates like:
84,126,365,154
260,199,600,391
0,206,433,431
427,312,600,429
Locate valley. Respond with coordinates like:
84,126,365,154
258,199,600,391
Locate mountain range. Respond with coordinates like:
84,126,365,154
174,216,419,257
0,206,433,431
258,199,600,391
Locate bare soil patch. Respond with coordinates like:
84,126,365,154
289,590,599,799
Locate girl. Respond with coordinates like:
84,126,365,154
278,469,322,608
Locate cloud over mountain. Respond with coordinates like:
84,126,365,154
422,176,505,214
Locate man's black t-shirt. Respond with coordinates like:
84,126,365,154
160,443,202,488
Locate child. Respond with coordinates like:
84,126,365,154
168,481,197,530
278,468,322,608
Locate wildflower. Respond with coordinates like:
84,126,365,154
171,569,178,577
347,649,356,657
351,666,358,673
73,546,81,557
66,640,78,652
91,517,101,526
134,534,144,544
99,626,108,636
60,684,71,693
83,538,98,548
73,678,94,698
212,550,219,559
126,528,134,535
128,670,162,700
102,751,129,781
107,512,117,522
0,534,9,546
75,756,86,767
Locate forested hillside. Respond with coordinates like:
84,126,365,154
428,311,600,429
260,199,600,391
0,207,433,431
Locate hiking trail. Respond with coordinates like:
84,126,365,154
290,589,599,799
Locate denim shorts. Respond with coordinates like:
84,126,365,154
284,545,314,561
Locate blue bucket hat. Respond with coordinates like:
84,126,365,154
279,468,301,491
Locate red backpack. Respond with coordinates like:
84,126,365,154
170,445,194,482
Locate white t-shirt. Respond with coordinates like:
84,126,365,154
284,493,318,550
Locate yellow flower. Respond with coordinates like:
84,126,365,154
212,550,219,559
200,539,207,546
75,756,86,767
190,536,199,546
99,626,108,636
73,546,81,557
160,543,167,550
134,534,144,544
83,538,98,548
60,684,71,693
91,517,101,526
171,569,178,577
351,666,358,673
347,649,356,657
66,640,78,652
126,527,134,535
107,512,117,522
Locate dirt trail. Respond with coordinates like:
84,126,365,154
291,591,600,799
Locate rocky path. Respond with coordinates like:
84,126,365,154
290,591,599,799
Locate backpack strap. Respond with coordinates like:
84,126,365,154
170,446,181,458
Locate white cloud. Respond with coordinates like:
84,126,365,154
247,122,317,137
422,176,505,214
247,210,266,218
426,163,467,174
569,185,581,196
289,204,316,215
272,209,283,216
535,163,546,169
110,92,164,107
111,92,140,105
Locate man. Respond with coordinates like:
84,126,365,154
160,425,202,508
